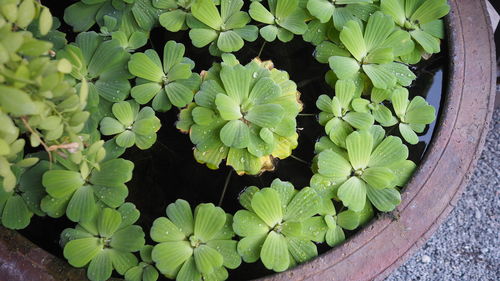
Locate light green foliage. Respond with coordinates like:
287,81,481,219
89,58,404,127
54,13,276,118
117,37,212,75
380,0,449,63
233,179,321,272
124,245,159,281
128,40,201,112
100,100,161,149
390,87,436,144
307,0,378,30
61,204,145,281
351,86,399,127
327,11,416,90
41,141,134,222
64,0,163,34
176,54,302,175
0,159,48,229
188,0,258,55
0,0,89,193
150,199,240,281
249,0,308,42
317,80,374,148
314,129,416,212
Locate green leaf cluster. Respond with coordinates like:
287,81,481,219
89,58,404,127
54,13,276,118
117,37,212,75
307,0,378,31
177,54,302,175
0,0,89,193
150,199,240,281
381,0,449,63
41,141,134,222
188,0,258,55
249,0,308,42
61,204,145,281
64,0,163,35
128,40,201,112
124,245,159,281
233,179,321,272
100,100,161,149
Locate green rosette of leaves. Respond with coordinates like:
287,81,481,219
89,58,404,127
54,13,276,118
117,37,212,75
100,100,161,149
306,0,379,31
0,158,48,230
314,128,416,212
351,87,399,127
150,199,241,281
177,55,302,175
188,0,258,55
61,204,145,281
391,87,436,144
64,0,162,34
328,11,417,90
317,79,374,148
248,0,308,42
41,141,134,222
128,40,201,112
154,0,192,32
381,0,450,63
233,179,321,272
124,245,159,281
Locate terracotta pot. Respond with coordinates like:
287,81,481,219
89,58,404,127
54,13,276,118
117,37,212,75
0,0,495,280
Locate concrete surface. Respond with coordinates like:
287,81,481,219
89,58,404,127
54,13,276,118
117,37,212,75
385,109,500,281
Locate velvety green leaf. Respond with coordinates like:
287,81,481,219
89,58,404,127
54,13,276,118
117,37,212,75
43,170,84,198
346,131,373,170
2,195,32,230
337,176,366,212
63,237,101,267
249,2,275,24
380,0,405,26
339,20,366,61
284,187,320,221
343,112,374,130
0,86,38,116
194,203,226,242
189,28,218,48
215,93,242,120
151,217,185,242
328,56,360,79
410,0,450,25
362,64,397,89
97,208,122,238
399,123,419,144
248,77,281,104
245,104,285,128
152,241,193,278
160,10,188,32
220,120,250,149
233,210,269,237
410,29,440,54
90,159,134,186
369,136,408,167
361,167,395,189
237,234,267,263
191,0,222,29
366,185,401,212
287,237,317,263
261,231,289,272
87,250,113,281
363,12,395,51
220,64,251,103
193,244,223,274
67,185,96,222
251,188,283,228
111,225,145,252
129,53,164,83
307,0,334,23
176,256,202,281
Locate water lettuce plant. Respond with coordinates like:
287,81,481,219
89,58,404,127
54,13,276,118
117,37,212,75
155,0,194,32
128,40,201,111
177,54,302,175
124,245,159,281
328,11,416,89
233,179,320,271
381,0,450,63
314,129,415,212
99,100,161,149
188,0,258,54
307,0,378,30
249,0,308,42
150,199,241,281
61,204,145,281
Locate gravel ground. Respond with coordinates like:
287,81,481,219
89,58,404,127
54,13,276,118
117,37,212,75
386,108,500,281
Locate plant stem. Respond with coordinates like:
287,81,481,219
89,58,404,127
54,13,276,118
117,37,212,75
297,77,322,88
258,41,267,58
20,116,53,163
218,170,232,206
290,154,309,165
298,113,316,117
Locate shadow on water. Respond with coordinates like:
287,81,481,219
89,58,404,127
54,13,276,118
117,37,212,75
19,2,446,280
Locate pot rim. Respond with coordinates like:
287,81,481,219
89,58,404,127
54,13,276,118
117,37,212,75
0,0,496,280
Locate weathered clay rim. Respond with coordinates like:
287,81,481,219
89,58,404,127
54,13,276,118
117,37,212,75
0,0,495,280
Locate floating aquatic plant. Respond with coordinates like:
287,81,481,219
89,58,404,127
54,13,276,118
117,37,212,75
124,245,159,281
188,0,258,54
233,179,320,272
150,199,241,281
100,100,161,149
128,40,201,112
61,204,145,281
249,0,308,42
307,0,378,30
177,54,302,175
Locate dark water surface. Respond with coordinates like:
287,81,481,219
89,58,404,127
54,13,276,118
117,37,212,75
19,2,446,280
